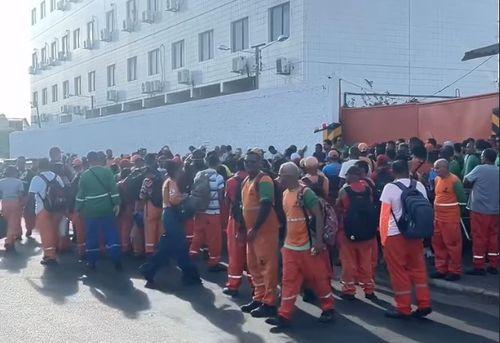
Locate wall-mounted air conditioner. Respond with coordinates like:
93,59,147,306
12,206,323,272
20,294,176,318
276,57,291,75
107,90,119,102
232,56,248,74
177,69,191,84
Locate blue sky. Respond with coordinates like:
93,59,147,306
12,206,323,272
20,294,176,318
0,2,30,119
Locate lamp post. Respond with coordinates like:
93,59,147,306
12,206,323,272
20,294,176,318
218,35,288,89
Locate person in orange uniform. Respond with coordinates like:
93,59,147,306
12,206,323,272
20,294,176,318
222,158,250,296
266,162,335,332
117,160,134,253
68,158,86,259
240,150,279,318
336,166,377,301
0,166,25,253
379,159,432,319
431,159,466,281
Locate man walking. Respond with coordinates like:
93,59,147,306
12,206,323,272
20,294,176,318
76,151,122,270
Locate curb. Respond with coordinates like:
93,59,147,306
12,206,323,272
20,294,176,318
428,278,500,300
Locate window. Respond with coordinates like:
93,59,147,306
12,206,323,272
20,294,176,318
199,30,213,62
32,52,38,68
106,10,115,31
88,71,96,92
231,17,249,52
40,1,46,19
32,91,38,106
126,0,137,21
42,88,48,105
62,34,69,53
147,0,158,11
50,0,56,12
31,8,37,25
52,84,58,102
41,47,47,63
63,80,70,99
127,57,137,81
172,40,184,69
269,2,290,42
148,49,159,75
107,64,116,87
74,76,82,96
73,29,80,49
51,41,57,60
87,21,95,43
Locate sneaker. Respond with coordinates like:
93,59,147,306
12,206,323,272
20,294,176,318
487,267,498,275
412,307,432,319
444,273,461,281
365,293,378,301
384,307,411,320
250,304,277,318
40,258,58,266
318,309,335,323
430,271,447,279
208,264,227,273
465,268,486,276
138,263,155,283
241,301,262,313
266,316,290,333
340,293,355,301
222,287,239,297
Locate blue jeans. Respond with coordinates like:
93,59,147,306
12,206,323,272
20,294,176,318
145,208,198,279
85,214,121,263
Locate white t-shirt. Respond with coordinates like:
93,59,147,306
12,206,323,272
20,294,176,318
338,159,359,179
379,178,428,237
28,171,65,215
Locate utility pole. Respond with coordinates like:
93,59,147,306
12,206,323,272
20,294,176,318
252,43,266,89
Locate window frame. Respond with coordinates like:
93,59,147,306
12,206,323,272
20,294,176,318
106,10,115,32
198,30,214,62
126,0,137,22
50,0,56,12
42,88,48,105
269,2,290,42
74,76,82,96
73,29,80,49
88,71,96,92
52,84,58,102
87,21,95,43
32,91,39,106
62,80,70,99
107,64,116,87
172,40,185,70
31,8,37,25
148,49,160,76
231,17,249,52
127,56,138,81
40,1,46,19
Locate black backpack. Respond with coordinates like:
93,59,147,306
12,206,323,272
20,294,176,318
391,180,434,239
343,186,378,241
149,174,164,208
38,174,67,213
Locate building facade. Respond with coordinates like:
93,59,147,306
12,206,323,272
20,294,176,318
12,0,499,157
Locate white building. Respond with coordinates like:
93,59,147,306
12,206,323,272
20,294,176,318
12,0,499,157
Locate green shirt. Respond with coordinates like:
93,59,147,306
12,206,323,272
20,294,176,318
76,166,120,218
449,160,462,179
463,154,480,180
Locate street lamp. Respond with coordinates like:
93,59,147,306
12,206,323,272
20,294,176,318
218,35,289,88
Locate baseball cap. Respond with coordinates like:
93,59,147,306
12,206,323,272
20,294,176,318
358,142,369,152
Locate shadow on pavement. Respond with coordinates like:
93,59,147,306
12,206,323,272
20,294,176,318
0,238,41,273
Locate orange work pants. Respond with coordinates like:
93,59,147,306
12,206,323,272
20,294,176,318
279,248,334,320
190,213,222,267
118,204,134,253
247,224,279,306
384,234,431,315
70,212,86,257
225,216,250,291
144,202,163,254
471,211,499,269
184,217,194,243
432,220,462,274
2,199,22,248
339,233,375,295
36,210,62,260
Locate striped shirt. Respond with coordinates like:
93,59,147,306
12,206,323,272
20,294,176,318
196,169,224,215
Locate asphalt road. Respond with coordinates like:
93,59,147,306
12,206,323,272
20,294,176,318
0,236,498,343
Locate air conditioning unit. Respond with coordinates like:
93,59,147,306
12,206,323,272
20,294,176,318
152,80,166,92
58,51,71,61
83,39,95,49
107,90,119,102
177,69,191,84
100,29,115,42
142,10,159,24
166,0,180,12
57,0,69,11
142,81,153,94
122,19,137,32
232,56,248,74
276,57,291,75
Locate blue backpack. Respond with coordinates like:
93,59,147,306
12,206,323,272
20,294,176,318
391,180,434,239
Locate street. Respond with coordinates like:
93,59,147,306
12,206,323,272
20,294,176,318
0,234,498,343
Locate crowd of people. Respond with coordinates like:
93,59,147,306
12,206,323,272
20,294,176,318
0,136,498,332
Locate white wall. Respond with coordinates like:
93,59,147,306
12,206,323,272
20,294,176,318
11,85,331,158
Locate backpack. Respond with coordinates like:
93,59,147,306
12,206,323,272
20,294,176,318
230,175,246,226
391,180,434,239
190,170,211,212
38,174,67,213
148,174,164,208
248,172,286,228
301,175,326,198
299,187,339,246
123,168,147,201
343,186,378,241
